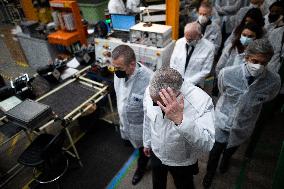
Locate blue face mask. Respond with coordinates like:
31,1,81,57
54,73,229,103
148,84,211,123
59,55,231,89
240,35,254,46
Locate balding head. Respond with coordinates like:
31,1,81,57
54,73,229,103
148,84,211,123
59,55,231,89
184,22,202,43
149,68,183,101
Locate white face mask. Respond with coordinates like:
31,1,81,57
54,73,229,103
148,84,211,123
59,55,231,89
198,15,209,25
187,39,198,47
240,35,254,46
246,62,265,77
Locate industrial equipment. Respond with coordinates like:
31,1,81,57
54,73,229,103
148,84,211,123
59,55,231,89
108,14,137,40
94,37,175,70
5,99,52,130
0,74,35,101
130,22,172,48
48,0,87,47
37,57,69,82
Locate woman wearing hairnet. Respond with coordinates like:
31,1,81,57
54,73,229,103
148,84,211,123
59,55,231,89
203,38,281,188
216,22,264,76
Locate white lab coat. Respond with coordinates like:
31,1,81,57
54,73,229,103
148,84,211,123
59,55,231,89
108,0,140,14
126,0,141,13
230,3,269,31
108,0,127,14
143,82,215,166
215,43,245,76
114,63,152,148
215,64,281,148
170,37,215,86
267,25,284,73
230,6,251,31
199,21,222,54
189,8,221,26
215,0,243,33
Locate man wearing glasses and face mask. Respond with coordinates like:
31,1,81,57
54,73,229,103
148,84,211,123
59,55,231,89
170,22,215,88
112,45,152,185
203,38,281,188
143,68,215,189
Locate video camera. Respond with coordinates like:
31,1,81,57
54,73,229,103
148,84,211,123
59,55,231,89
0,74,35,101
37,57,69,83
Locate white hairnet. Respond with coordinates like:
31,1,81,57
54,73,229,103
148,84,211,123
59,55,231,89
245,38,274,59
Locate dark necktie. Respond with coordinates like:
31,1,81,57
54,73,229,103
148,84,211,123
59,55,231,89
247,76,255,85
185,43,195,73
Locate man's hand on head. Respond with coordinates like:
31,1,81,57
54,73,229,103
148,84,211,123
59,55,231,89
157,87,184,125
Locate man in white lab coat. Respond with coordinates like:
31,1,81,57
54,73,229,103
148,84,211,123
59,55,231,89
170,22,215,87
196,2,222,54
108,0,141,14
143,68,215,189
203,38,281,188
112,45,152,185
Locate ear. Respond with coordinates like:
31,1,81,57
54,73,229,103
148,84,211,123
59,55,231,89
130,61,136,69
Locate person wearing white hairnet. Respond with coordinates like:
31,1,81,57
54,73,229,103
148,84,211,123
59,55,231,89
170,22,215,87
216,22,264,76
230,0,266,30
203,38,281,188
196,2,222,54
108,0,141,14
112,45,152,185
143,68,215,189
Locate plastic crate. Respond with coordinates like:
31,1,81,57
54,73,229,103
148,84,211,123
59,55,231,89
79,1,108,25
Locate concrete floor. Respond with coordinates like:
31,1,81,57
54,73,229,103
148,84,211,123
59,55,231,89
114,112,283,189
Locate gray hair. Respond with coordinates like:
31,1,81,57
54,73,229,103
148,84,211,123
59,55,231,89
184,22,202,35
149,68,183,98
112,45,136,65
245,38,274,59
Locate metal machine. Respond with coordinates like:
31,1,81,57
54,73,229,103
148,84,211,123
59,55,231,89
130,22,172,48
94,37,175,70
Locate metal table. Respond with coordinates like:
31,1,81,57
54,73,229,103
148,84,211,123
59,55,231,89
0,66,114,186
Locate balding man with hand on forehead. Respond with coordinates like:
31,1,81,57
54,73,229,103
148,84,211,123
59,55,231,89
143,68,215,189
170,22,215,88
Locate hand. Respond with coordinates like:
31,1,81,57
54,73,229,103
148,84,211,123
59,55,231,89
157,87,184,125
144,147,151,157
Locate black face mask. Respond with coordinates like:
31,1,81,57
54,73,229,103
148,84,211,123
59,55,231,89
153,101,158,106
114,70,127,78
268,13,280,23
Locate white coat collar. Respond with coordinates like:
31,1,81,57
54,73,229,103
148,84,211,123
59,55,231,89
125,63,139,83
241,63,267,87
